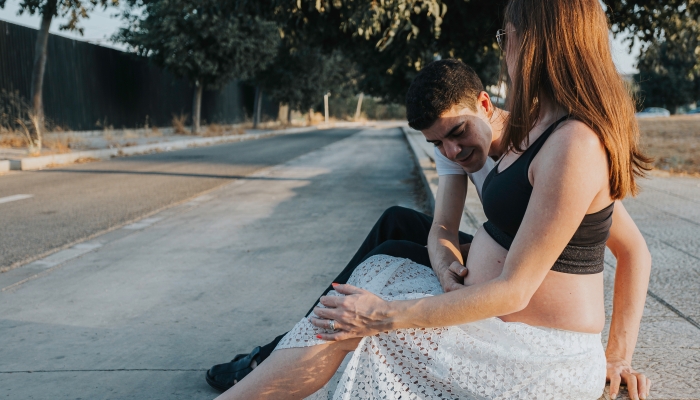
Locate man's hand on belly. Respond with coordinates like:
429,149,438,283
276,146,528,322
436,261,469,292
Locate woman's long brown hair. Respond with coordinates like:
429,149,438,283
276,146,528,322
503,0,651,199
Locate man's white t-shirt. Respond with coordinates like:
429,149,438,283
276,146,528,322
433,147,495,201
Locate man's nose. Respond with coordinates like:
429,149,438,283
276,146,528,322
444,142,461,161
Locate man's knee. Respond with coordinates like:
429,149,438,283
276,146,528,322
370,240,407,258
379,206,424,226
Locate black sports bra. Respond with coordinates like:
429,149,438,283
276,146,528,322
481,116,613,274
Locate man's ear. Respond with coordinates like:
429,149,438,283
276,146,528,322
477,91,493,117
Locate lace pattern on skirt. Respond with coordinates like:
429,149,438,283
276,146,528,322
275,255,606,399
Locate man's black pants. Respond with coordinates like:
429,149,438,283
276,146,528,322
255,206,474,362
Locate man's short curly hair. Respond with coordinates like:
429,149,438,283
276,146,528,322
406,59,485,130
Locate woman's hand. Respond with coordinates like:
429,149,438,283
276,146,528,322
606,356,651,400
309,283,393,341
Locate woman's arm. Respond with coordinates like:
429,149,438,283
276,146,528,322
313,121,611,332
605,201,652,399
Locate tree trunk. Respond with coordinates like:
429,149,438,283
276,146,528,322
354,92,364,121
29,0,57,151
253,87,262,129
287,106,292,124
192,81,202,134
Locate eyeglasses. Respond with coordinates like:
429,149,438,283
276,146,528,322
496,29,507,51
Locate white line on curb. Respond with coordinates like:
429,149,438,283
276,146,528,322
32,241,103,268
0,194,34,204
122,217,164,230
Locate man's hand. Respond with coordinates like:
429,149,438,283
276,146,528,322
435,261,468,292
606,356,650,400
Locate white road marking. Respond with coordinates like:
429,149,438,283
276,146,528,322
123,217,164,230
33,241,103,268
0,194,33,204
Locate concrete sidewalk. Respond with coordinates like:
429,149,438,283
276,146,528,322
0,128,425,399
404,126,700,400
0,122,371,172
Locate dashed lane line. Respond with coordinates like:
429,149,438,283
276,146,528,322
0,194,33,204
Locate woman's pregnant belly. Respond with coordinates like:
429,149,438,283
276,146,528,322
463,226,605,333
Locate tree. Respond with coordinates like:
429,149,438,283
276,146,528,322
116,0,279,133
265,0,505,103
0,0,118,151
605,0,700,43
636,18,700,112
257,45,359,122
262,0,700,104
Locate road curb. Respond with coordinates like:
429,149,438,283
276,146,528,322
401,126,437,212
5,123,366,171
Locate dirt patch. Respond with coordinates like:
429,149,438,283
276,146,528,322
639,115,700,176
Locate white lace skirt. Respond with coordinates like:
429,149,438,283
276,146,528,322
275,255,607,399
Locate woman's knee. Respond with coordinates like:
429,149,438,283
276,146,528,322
366,240,431,267
334,337,363,352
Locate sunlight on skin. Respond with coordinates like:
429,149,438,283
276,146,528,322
215,338,362,400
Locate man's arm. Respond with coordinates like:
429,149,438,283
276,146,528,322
605,201,652,398
428,174,469,292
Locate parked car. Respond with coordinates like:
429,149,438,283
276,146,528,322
635,107,671,118
686,108,700,114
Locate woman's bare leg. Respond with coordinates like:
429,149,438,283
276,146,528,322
215,338,362,400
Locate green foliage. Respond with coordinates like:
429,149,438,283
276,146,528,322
605,0,700,43
258,46,359,112
115,0,280,89
263,0,700,103
265,0,506,103
636,18,700,112
328,94,405,120
0,0,119,34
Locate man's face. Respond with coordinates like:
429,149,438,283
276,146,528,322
421,100,493,173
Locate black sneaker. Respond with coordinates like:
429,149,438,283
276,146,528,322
205,346,261,392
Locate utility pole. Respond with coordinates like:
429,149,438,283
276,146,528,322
324,93,329,124
354,93,364,121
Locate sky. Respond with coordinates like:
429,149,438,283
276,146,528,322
0,0,642,74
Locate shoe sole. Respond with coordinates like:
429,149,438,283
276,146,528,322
205,370,232,393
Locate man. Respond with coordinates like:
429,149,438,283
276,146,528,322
206,60,650,397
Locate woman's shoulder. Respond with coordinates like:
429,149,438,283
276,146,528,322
543,119,606,160
532,118,608,180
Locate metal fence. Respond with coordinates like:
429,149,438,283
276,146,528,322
0,20,276,131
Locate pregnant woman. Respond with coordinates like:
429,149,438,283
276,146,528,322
217,0,652,398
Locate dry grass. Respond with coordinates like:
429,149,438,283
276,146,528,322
74,157,99,164
172,113,189,135
201,123,246,137
0,131,25,147
43,136,84,153
123,130,139,139
638,115,700,176
0,130,84,154
147,127,162,137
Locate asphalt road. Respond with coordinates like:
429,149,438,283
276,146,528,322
0,128,424,399
0,128,360,271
